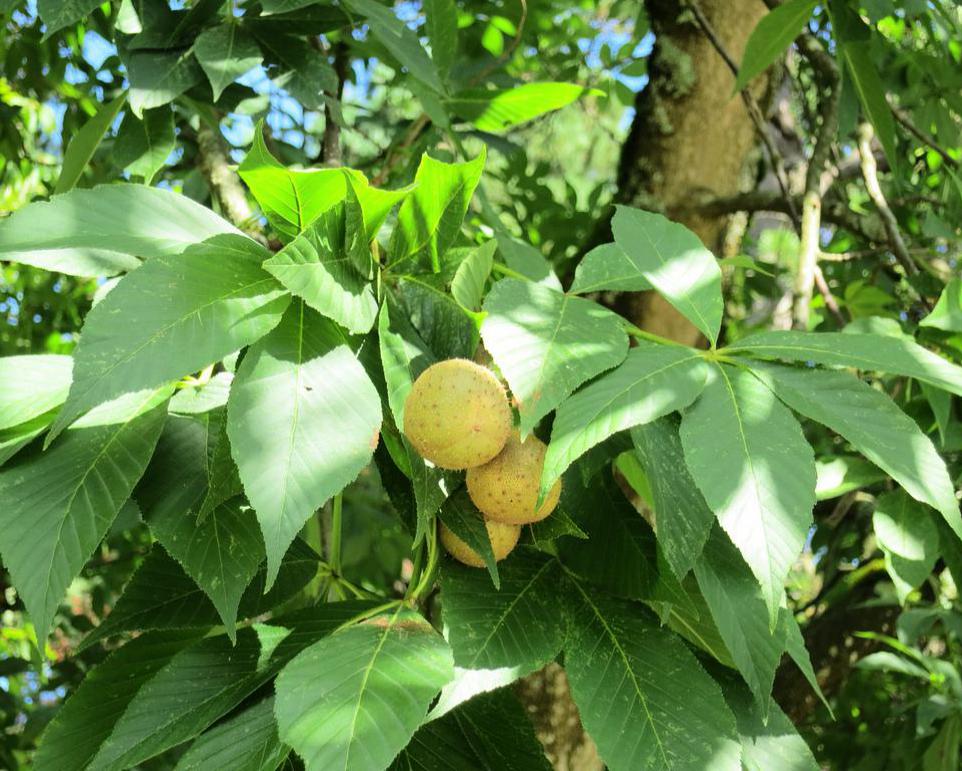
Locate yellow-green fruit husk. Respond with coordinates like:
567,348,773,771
403,359,512,470
439,519,521,568
466,432,562,525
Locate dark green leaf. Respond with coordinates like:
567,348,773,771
194,23,263,100
174,697,289,771
734,0,817,91
127,50,204,116
56,93,127,193
113,108,177,182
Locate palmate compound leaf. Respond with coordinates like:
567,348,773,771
564,582,741,771
37,602,379,771
174,697,290,771
749,361,962,538
441,548,564,673
542,341,708,499
0,183,243,277
481,278,629,436
0,386,170,645
679,363,816,626
274,606,455,771
228,301,382,587
48,234,290,442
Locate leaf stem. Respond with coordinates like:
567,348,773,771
490,262,531,282
621,320,688,348
330,493,343,577
406,521,440,603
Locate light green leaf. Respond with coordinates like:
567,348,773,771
0,388,169,644
228,302,382,586
543,342,708,498
734,0,817,91
569,242,651,294
56,92,127,193
37,0,101,34
751,362,961,538
274,608,454,771
721,675,819,771
169,372,233,415
441,548,563,672
175,697,290,771
114,107,176,182
481,278,628,435
921,277,962,332
630,416,715,579
424,0,457,80
0,184,241,277
450,240,495,311
496,233,563,290
34,630,208,771
194,23,263,101
49,235,288,440
694,527,791,718
264,206,378,334
680,364,815,623
148,497,265,640
874,490,940,603
342,0,443,93
0,415,52,466
611,206,723,345
127,49,204,116
446,82,600,133
0,354,72,430
390,150,486,272
564,585,741,771
728,329,962,397
815,455,886,500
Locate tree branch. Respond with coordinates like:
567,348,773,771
196,125,262,240
321,41,349,167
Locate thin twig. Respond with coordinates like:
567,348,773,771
857,122,919,276
890,104,958,169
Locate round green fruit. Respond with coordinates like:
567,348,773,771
466,431,562,525
403,358,512,470
439,519,521,568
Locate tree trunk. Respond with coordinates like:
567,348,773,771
521,1,771,767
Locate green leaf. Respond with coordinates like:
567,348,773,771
258,31,337,110
543,342,708,498
49,235,289,440
264,207,378,334
496,233,563,291
174,698,290,771
569,242,651,294
377,296,435,431
441,548,563,672
564,585,741,771
113,107,176,182
37,0,101,34
0,354,72,431
228,301,382,586
424,0,457,80
274,608,454,771
78,541,319,650
694,527,791,718
920,277,962,332
342,0,443,93
838,37,897,165
630,415,716,579
0,415,52,466
395,688,551,770
679,364,816,623
0,184,241,277
34,630,207,771
147,497,265,640
56,92,127,193
390,150,486,272
450,240,495,311
751,362,961,537
874,490,940,603
127,49,204,116
446,82,599,133
815,455,887,500
481,279,628,435
194,23,263,101
720,674,819,771
557,469,657,600
0,388,168,645
734,0,817,92
396,277,478,360
438,489,500,586
169,372,233,415
611,206,724,345
728,330,962,397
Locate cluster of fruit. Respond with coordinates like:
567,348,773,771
403,358,562,567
